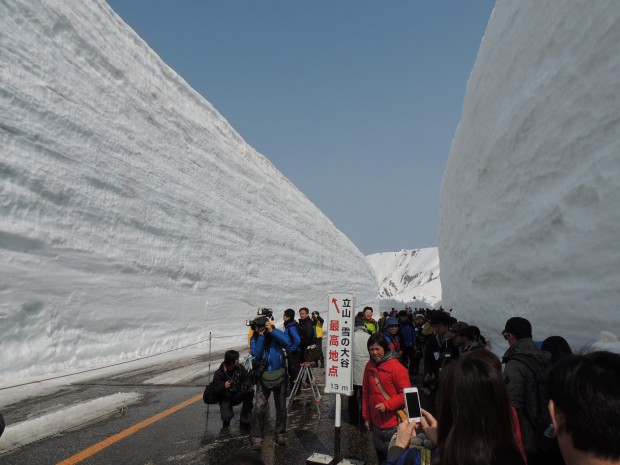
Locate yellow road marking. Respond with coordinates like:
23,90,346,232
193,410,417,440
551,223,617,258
56,393,203,465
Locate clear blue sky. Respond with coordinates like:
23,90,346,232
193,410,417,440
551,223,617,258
106,1,495,255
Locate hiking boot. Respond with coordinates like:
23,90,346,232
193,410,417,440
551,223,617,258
251,438,262,451
276,434,286,446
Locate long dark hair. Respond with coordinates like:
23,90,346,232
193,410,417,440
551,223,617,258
436,357,525,465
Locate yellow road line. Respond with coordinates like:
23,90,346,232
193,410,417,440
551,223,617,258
56,393,203,465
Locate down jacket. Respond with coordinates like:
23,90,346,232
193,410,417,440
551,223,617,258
362,352,411,429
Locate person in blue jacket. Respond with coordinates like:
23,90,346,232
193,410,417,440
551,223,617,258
283,308,302,387
249,316,291,451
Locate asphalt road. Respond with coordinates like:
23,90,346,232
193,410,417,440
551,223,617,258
0,349,380,465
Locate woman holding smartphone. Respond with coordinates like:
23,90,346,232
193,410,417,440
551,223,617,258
362,332,411,464
386,356,525,465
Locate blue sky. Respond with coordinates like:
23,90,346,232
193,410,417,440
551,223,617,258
106,1,495,255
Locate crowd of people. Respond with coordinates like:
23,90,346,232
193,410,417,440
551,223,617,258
205,306,620,465
352,306,620,465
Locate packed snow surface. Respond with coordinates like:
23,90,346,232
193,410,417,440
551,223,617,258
366,248,441,308
0,392,142,454
0,0,378,386
439,0,620,354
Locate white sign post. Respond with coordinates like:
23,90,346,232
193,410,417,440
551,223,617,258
326,292,355,464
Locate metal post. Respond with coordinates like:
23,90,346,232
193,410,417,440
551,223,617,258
206,332,212,425
334,394,341,464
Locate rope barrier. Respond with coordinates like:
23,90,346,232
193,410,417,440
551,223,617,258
1,332,248,391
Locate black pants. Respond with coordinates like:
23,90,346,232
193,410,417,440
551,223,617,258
347,385,363,427
250,377,289,441
288,350,301,383
219,390,254,423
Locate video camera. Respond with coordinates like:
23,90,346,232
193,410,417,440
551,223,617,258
245,308,274,328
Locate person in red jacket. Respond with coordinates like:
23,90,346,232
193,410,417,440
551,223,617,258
362,332,411,464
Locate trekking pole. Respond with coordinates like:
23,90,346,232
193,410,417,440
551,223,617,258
206,332,212,428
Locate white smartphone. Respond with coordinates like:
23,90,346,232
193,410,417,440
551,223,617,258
404,387,422,423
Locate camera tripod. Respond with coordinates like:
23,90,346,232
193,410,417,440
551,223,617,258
286,362,321,414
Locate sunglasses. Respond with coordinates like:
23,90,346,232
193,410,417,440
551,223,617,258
502,330,510,340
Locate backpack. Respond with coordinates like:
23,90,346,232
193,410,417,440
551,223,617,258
510,355,560,457
202,383,218,404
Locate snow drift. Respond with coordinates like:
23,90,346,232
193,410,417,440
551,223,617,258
0,0,377,384
439,1,620,353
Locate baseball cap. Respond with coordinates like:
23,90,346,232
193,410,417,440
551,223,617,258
445,321,469,339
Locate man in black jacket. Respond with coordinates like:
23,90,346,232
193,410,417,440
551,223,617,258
297,307,315,360
210,350,254,427
502,317,551,465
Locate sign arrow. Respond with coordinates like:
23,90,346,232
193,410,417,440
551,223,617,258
332,298,340,314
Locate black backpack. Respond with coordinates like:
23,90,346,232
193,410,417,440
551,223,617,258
202,383,218,404
510,355,560,457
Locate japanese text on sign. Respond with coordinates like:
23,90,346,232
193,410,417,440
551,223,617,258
324,293,355,395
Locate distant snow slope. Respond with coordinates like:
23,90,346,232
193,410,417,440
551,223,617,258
439,0,620,354
0,0,377,384
366,249,441,308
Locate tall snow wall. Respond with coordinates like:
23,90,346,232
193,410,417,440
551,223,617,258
439,1,620,353
0,0,377,383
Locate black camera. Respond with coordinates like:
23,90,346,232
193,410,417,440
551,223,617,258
249,316,269,331
257,308,273,319
254,358,269,380
247,308,273,328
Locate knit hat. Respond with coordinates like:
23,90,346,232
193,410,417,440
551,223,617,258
385,316,399,327
503,317,532,339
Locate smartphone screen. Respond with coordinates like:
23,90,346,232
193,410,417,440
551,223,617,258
405,389,421,421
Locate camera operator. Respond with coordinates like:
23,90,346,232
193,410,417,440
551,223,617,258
249,316,291,450
210,350,254,428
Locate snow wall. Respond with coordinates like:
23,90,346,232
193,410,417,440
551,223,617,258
439,1,620,354
0,0,378,384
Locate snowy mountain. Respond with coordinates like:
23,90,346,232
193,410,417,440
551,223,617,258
0,0,377,385
366,248,441,308
439,1,620,354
